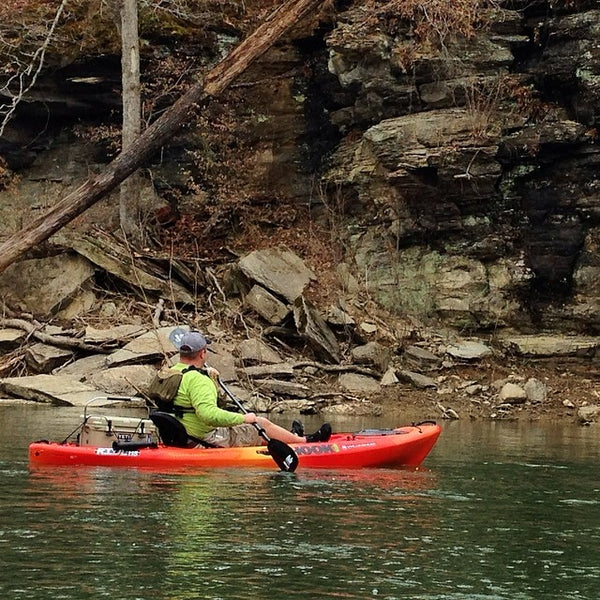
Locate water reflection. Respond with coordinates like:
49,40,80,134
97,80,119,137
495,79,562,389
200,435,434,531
2,404,600,599
108,466,443,600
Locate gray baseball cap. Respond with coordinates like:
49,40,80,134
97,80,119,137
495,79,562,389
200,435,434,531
179,331,209,354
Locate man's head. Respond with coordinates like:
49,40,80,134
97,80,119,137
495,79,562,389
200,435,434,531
178,331,209,362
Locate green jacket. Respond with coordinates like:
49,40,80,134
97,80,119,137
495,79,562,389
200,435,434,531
171,363,244,439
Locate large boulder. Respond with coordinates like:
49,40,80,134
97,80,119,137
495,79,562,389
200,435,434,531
0,253,94,317
238,248,316,303
0,374,109,406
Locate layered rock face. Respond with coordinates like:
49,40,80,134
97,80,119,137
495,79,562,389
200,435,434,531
0,1,598,334
320,2,600,332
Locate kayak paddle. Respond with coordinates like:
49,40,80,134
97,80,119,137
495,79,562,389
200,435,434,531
217,377,299,473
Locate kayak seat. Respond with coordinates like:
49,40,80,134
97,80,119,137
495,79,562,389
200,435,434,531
149,411,196,448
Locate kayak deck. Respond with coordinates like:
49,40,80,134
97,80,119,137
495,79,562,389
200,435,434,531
29,423,441,471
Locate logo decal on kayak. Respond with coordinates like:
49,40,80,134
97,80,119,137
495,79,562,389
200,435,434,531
95,448,140,456
295,443,339,455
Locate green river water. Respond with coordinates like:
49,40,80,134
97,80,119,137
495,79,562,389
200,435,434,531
0,404,599,599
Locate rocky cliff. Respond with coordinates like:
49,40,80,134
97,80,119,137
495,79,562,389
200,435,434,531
0,0,598,335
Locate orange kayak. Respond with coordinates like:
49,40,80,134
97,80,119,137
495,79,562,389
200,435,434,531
29,422,441,471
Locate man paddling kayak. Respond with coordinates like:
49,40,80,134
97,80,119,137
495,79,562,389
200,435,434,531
170,331,331,448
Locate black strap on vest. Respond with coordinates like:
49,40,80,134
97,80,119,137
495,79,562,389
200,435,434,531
171,364,210,417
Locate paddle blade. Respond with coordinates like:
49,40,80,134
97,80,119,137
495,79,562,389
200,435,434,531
267,439,299,473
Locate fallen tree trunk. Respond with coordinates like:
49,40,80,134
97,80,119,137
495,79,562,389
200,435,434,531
0,0,322,275
0,318,112,353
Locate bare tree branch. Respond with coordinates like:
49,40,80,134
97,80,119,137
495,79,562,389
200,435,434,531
0,318,112,353
0,0,68,137
0,0,322,274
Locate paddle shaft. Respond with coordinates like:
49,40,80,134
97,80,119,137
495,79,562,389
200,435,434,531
216,377,271,441
216,375,299,473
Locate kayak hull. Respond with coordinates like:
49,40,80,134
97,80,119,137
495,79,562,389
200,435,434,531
29,423,441,471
